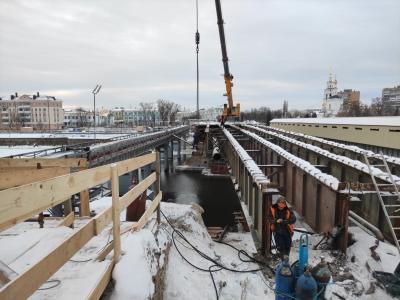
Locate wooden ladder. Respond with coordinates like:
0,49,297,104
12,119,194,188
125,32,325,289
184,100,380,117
364,152,400,253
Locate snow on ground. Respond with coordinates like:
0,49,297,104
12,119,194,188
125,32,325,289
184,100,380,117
0,219,116,299
288,226,400,300
109,201,274,300
2,196,400,299
0,145,54,157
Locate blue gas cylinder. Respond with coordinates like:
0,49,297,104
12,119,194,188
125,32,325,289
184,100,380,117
295,268,318,300
275,256,295,300
298,234,309,276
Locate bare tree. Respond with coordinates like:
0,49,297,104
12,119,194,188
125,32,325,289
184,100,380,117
156,99,181,126
169,103,180,125
157,99,170,125
139,102,153,126
76,107,88,127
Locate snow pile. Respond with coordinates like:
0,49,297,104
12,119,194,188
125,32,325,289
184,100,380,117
245,124,400,184
328,227,400,299
288,226,400,300
161,202,272,300
222,127,269,187
233,125,340,190
109,201,273,299
111,229,170,299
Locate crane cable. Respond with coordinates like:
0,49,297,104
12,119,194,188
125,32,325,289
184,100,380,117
195,0,200,119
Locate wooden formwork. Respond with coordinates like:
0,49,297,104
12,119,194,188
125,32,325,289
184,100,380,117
0,152,162,299
0,157,91,220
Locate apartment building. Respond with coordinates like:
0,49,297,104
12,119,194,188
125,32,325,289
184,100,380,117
0,92,64,130
382,85,400,115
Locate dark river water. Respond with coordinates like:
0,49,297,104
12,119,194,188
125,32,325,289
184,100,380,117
161,149,242,227
118,151,241,227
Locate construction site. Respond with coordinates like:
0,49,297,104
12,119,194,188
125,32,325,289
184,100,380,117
1,1,400,300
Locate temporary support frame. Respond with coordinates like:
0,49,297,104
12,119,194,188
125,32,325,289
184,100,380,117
0,152,162,299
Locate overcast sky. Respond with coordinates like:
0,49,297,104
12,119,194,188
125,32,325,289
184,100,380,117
0,0,399,111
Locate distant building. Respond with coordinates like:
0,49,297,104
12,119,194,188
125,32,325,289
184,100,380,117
321,73,360,116
0,92,64,130
64,107,112,128
382,85,400,115
199,107,223,121
109,106,160,126
339,89,360,112
175,107,223,122
63,108,93,128
322,73,342,116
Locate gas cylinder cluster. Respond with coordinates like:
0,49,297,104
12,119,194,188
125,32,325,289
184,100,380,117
275,234,332,300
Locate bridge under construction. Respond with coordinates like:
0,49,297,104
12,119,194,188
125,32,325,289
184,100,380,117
1,121,400,299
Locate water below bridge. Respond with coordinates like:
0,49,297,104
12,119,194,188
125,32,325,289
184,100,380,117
118,152,241,228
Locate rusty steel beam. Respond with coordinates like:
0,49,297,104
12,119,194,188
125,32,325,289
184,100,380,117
225,125,350,254
242,124,397,186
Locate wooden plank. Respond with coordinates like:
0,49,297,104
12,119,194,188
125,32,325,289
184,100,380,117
110,165,121,261
57,212,75,228
0,167,70,190
155,151,161,223
132,192,162,231
0,220,95,300
87,261,115,300
93,172,156,235
0,164,111,231
119,172,156,210
0,158,87,168
116,152,156,176
80,189,90,217
96,241,114,262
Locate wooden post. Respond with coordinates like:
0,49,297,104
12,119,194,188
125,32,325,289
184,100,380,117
80,189,90,217
62,197,74,228
111,164,121,261
79,160,90,217
156,151,161,224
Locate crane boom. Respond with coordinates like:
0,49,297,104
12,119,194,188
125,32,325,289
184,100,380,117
214,0,240,119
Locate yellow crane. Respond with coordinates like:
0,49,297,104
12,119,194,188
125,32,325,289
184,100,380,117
215,0,240,120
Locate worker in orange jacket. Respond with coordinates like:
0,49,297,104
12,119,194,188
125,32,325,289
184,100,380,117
269,196,296,256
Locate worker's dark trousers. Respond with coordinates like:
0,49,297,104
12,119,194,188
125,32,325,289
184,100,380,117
273,232,292,256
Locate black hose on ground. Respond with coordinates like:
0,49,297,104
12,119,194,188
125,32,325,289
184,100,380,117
160,210,274,300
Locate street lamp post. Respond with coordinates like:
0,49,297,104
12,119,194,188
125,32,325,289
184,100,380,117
92,84,102,142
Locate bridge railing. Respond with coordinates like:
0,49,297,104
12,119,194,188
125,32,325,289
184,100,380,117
0,151,161,300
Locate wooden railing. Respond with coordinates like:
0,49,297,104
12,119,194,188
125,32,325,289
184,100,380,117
0,152,161,299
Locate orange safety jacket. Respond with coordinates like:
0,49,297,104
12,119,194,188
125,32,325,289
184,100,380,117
270,206,295,236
